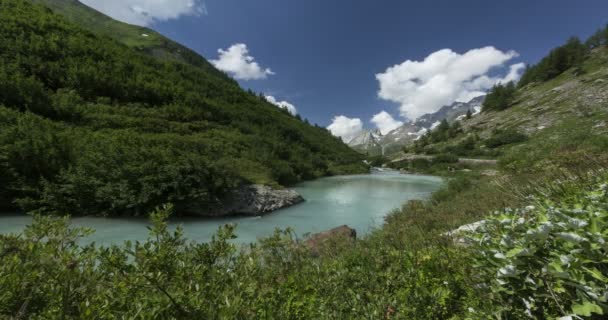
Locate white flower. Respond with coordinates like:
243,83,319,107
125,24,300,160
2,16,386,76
525,205,536,211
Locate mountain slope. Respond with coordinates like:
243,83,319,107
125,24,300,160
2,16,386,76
397,46,608,171
31,0,228,79
0,0,366,215
349,96,485,156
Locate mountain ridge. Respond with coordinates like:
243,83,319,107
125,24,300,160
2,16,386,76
349,95,485,155
31,0,229,79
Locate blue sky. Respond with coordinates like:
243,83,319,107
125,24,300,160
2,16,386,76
82,0,608,137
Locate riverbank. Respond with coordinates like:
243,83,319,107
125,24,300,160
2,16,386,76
0,173,442,245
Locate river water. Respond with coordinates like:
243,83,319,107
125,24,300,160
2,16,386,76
0,172,442,245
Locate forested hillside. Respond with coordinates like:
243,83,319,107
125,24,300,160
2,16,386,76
30,0,227,76
399,28,608,173
0,0,365,216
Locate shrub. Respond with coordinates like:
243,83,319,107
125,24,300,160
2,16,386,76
485,129,528,148
469,178,608,318
519,37,589,87
433,153,460,164
483,82,517,112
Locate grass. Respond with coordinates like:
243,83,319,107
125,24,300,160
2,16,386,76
32,0,163,47
31,0,228,78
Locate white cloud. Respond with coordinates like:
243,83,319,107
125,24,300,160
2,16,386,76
327,116,363,143
80,0,206,26
211,44,274,80
376,47,524,120
371,111,403,135
265,96,297,115
498,63,526,84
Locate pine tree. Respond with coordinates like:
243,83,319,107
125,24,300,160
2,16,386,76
466,109,472,120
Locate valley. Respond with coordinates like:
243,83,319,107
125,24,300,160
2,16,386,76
0,0,607,318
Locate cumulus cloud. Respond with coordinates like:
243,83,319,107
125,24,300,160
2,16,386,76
371,111,403,135
327,116,363,143
498,62,526,84
265,96,297,115
80,0,206,26
376,46,524,120
211,44,274,80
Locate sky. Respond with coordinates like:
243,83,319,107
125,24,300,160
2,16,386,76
81,0,608,139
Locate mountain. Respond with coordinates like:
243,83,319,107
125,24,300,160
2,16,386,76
401,44,608,165
30,0,226,78
416,95,485,127
347,129,383,154
349,96,485,155
0,0,366,215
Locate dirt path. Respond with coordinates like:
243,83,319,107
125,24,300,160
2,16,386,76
390,153,498,165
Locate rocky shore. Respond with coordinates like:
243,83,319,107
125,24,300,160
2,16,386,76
187,184,304,217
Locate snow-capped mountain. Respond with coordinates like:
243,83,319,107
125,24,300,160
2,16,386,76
348,95,485,155
416,95,485,126
347,129,383,153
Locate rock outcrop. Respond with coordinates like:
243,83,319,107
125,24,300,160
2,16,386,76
305,225,357,254
186,184,304,217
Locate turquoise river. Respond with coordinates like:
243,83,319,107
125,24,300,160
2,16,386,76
0,172,443,245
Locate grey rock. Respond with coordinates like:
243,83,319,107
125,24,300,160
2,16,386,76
305,225,357,254
444,220,486,246
186,184,304,217
223,185,304,216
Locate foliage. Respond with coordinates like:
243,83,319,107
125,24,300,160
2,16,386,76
469,176,608,318
0,204,479,319
485,129,528,149
0,0,365,215
483,82,517,112
432,153,460,164
586,24,608,49
413,120,464,153
519,37,590,86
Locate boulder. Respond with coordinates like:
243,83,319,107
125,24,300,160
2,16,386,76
305,225,357,253
444,220,486,245
186,184,304,217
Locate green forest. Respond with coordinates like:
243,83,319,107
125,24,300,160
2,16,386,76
0,0,365,216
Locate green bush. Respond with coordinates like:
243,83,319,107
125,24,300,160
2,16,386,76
433,153,460,164
469,177,608,318
0,204,477,319
519,37,589,86
483,82,517,112
431,174,473,203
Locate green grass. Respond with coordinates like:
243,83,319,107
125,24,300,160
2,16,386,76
32,0,163,47
31,0,228,79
